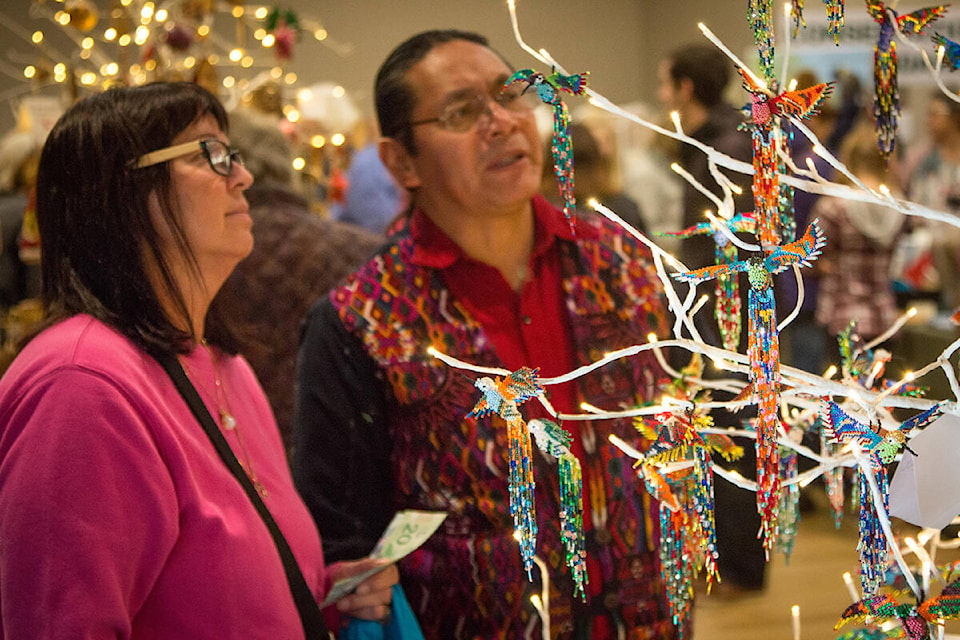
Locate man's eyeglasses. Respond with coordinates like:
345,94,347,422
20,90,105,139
409,84,541,133
134,139,244,177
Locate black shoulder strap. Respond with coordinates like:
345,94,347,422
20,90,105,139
155,352,329,639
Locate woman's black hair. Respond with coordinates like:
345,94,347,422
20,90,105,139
34,81,239,356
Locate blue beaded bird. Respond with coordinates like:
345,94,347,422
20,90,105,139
932,32,960,70
504,68,589,231
821,400,943,594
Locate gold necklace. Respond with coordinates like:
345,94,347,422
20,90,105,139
200,340,269,499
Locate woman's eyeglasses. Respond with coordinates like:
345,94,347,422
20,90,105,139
134,139,244,177
409,84,541,133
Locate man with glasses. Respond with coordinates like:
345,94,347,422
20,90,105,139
292,30,676,639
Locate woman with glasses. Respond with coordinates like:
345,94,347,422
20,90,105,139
0,82,395,637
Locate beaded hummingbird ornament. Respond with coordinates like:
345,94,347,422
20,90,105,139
633,407,741,637
468,367,542,580
504,68,589,231
821,400,943,594
673,220,826,554
659,213,758,351
739,69,834,248
790,0,846,44
932,32,960,69
866,0,947,161
835,577,960,640
468,368,588,598
528,419,587,600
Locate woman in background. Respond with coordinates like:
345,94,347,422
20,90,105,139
813,122,904,346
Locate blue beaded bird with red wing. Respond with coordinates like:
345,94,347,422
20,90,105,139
867,0,947,161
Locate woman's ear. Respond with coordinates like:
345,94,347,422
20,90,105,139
379,137,421,190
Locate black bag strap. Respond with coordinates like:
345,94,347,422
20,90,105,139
156,351,329,639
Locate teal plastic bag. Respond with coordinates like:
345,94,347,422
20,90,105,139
339,584,424,640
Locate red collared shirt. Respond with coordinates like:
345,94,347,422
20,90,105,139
408,196,591,417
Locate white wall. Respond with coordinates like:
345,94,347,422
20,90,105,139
0,0,755,135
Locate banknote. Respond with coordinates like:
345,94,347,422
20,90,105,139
320,509,447,606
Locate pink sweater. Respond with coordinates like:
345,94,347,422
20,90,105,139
0,316,327,639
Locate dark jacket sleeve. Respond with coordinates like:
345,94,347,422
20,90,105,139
291,299,394,562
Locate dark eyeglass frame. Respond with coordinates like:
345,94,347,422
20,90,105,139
134,139,244,177
408,85,540,133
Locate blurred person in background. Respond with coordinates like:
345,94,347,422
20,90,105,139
212,107,382,443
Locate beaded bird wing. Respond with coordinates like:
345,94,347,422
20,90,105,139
822,401,941,465
672,259,749,285
919,578,960,622
763,218,827,274
835,594,917,631
821,401,885,461
739,68,835,124
545,69,589,96
468,367,542,419
897,5,949,34
658,212,759,240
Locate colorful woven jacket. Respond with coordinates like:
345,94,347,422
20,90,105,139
293,203,679,640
